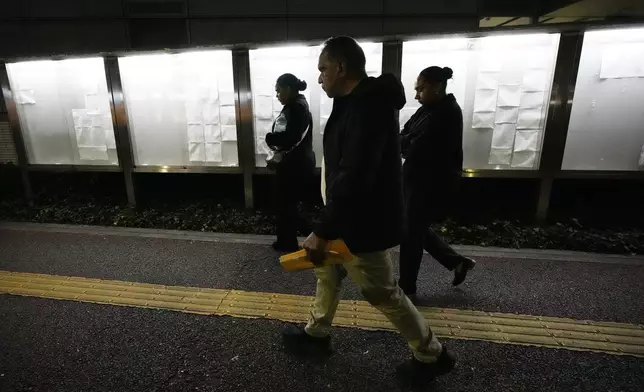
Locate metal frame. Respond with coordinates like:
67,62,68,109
535,31,585,222
382,40,403,78
232,49,256,209
461,169,542,179
133,165,242,174
27,164,122,173
0,62,33,201
104,56,137,206
557,170,644,180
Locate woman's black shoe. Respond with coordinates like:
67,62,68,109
452,257,476,286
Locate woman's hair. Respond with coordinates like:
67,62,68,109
419,66,453,89
276,73,307,92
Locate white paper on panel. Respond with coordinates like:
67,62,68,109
523,48,553,70
472,111,495,129
511,150,537,168
204,87,219,105
600,43,644,79
488,149,512,165
522,70,549,92
519,91,545,109
320,95,334,117
256,138,270,155
204,124,222,142
222,125,237,142
72,109,94,128
102,115,113,131
491,124,516,149
301,90,311,104
79,146,108,161
105,130,117,149
517,109,543,129
84,93,109,110
255,77,275,96
320,115,330,134
15,89,36,105
256,119,273,138
75,127,91,147
272,97,283,112
221,141,238,167
83,82,101,96
89,112,104,127
205,87,220,104
219,91,236,106
497,85,521,107
185,85,209,103
189,142,205,162
473,89,498,112
185,102,203,124
513,130,539,152
88,126,107,147
476,72,499,90
479,56,503,73
203,103,220,124
220,106,237,126
495,107,519,124
205,142,223,162
187,124,205,143
254,95,274,120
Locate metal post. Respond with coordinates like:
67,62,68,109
382,40,403,79
0,62,33,202
104,57,137,206
232,49,255,209
536,31,585,222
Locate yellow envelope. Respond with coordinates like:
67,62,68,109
280,240,353,272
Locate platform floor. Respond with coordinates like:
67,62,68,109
1,223,643,391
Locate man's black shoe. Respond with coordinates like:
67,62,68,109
396,345,456,383
282,325,333,356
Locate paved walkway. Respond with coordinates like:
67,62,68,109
1,223,643,391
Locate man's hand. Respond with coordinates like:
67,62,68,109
302,232,328,267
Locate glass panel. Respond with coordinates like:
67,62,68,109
562,27,644,171
401,33,560,170
249,42,382,167
6,58,118,165
118,50,239,167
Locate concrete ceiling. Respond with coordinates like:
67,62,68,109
480,0,644,27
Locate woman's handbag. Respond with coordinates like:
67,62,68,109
266,124,310,170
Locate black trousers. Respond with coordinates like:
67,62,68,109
274,164,314,246
398,180,463,295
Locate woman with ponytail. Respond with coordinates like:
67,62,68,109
398,66,475,300
265,73,315,252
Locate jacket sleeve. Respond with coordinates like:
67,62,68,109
406,108,461,172
400,116,413,158
265,103,309,150
314,100,389,240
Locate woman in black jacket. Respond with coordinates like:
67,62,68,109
265,73,315,252
398,66,475,300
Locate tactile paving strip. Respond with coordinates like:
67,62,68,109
1,270,643,357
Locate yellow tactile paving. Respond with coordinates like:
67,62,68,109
1,270,643,357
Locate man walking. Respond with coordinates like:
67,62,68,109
282,36,455,380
